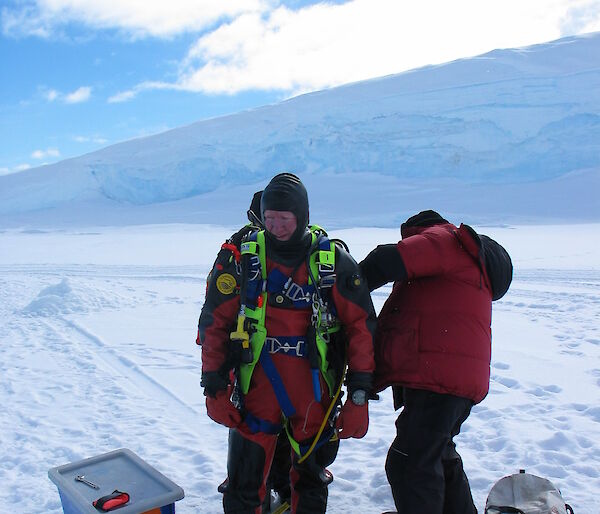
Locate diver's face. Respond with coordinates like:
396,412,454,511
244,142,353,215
263,210,297,241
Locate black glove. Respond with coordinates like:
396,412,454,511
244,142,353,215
346,371,373,395
201,371,229,399
346,371,379,400
359,244,406,291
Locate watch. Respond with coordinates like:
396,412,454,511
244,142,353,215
351,389,367,406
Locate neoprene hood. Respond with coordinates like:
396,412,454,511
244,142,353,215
261,173,309,243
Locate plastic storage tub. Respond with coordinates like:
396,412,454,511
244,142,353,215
48,448,184,514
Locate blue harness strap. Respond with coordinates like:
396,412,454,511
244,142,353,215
298,426,336,456
242,345,302,435
242,232,264,309
244,412,282,435
266,268,315,308
245,256,263,309
259,346,296,418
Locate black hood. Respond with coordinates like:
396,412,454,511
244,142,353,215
401,209,449,238
261,173,309,241
261,172,311,263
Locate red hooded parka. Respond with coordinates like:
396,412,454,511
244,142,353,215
374,222,493,404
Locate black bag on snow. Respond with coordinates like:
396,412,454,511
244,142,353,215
479,233,513,301
485,470,574,514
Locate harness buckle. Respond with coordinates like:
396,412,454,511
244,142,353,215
284,282,312,303
247,255,262,281
240,241,258,255
266,336,306,357
319,272,336,288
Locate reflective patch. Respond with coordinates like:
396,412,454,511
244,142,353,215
216,273,237,295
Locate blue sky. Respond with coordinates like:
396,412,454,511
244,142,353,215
1,0,599,176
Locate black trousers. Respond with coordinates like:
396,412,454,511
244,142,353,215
223,428,338,513
267,435,292,503
385,388,478,514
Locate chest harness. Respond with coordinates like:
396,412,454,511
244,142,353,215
228,226,345,459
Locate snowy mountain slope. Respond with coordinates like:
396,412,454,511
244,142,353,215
2,165,599,230
1,32,599,226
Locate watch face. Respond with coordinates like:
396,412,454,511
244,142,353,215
351,389,367,405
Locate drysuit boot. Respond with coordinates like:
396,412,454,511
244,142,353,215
290,437,339,514
269,435,292,503
223,429,274,514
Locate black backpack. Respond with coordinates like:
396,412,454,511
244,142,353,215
479,233,513,301
462,225,513,301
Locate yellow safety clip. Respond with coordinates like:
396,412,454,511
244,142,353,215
230,314,253,363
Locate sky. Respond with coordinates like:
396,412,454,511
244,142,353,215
1,0,600,176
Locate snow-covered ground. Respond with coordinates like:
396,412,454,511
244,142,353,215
1,222,598,513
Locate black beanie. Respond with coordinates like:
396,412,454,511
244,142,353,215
261,173,309,241
402,210,448,230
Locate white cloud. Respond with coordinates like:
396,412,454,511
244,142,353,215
8,0,600,100
107,80,175,103
0,164,33,176
31,148,60,159
74,135,109,144
40,86,92,103
91,0,600,98
1,0,270,38
1,4,52,38
45,89,59,101
64,86,92,103
107,89,138,103
169,0,600,95
560,0,600,33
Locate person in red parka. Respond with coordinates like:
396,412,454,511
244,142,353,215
360,210,511,514
199,173,376,514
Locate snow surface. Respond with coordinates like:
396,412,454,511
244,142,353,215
1,222,599,513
